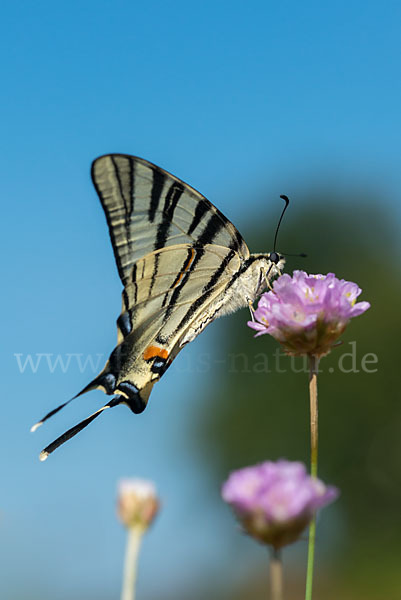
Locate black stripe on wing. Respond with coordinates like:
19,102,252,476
149,169,165,223
148,182,185,297
110,155,135,257
161,211,237,323
172,249,237,336
161,248,205,322
155,182,185,252
196,212,226,247
230,229,245,254
187,201,209,236
110,155,131,217
131,264,138,303
187,199,242,254
161,247,195,308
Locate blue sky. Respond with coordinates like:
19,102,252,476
1,1,401,598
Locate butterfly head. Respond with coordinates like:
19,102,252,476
247,253,285,298
265,251,286,282
267,251,285,270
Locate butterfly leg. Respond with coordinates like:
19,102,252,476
264,273,274,291
262,263,276,292
248,300,255,321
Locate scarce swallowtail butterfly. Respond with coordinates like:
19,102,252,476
33,154,286,460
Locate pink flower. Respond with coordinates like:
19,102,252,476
248,271,370,357
222,460,338,549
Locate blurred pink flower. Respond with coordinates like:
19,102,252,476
248,271,370,356
117,478,159,530
222,460,338,549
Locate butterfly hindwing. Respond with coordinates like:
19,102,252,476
94,243,242,411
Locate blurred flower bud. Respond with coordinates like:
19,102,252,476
222,460,338,549
117,478,159,530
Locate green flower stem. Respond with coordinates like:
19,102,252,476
308,355,319,479
269,547,283,600
305,354,319,600
121,524,145,600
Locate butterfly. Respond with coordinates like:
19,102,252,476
34,154,286,460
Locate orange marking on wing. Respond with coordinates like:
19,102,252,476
185,248,196,270
172,248,196,288
143,345,169,361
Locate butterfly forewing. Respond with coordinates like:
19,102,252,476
92,154,250,286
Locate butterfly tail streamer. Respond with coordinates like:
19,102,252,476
30,399,75,433
39,397,122,461
30,376,108,432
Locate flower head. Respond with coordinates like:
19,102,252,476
222,460,338,549
117,478,159,530
248,271,370,357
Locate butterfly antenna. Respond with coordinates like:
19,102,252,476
280,252,307,258
39,397,121,461
273,195,290,252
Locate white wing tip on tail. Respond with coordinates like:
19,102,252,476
30,421,42,433
39,450,49,462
